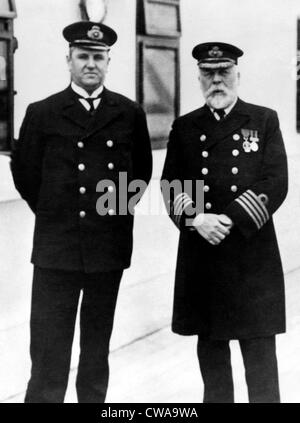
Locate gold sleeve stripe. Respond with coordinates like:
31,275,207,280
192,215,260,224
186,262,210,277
235,197,262,229
243,192,268,224
174,193,194,216
174,199,194,217
246,190,270,221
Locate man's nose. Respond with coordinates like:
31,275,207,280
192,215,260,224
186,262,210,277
212,72,222,83
87,57,96,68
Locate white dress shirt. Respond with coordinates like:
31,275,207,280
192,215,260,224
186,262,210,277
71,82,103,111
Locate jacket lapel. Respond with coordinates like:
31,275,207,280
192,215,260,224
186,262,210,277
191,99,251,151
60,86,122,136
61,86,90,129
190,104,217,136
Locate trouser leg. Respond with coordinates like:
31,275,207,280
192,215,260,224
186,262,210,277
197,338,234,403
76,270,123,403
25,267,81,403
239,336,280,403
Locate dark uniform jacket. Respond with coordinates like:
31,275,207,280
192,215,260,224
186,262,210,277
161,98,288,340
11,86,152,273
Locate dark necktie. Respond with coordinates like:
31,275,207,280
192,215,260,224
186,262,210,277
84,97,96,112
78,95,102,115
214,108,226,121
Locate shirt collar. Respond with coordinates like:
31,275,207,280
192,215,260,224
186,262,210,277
71,82,104,99
209,96,238,120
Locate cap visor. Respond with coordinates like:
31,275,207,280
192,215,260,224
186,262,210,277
71,40,110,51
198,61,235,69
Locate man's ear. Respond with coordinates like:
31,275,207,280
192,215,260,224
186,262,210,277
197,68,202,82
66,54,71,71
237,70,241,85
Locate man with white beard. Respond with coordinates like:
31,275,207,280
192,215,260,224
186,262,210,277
161,42,288,402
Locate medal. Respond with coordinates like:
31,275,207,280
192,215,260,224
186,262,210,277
243,140,251,153
250,142,259,152
250,130,259,152
249,130,259,142
241,128,250,142
242,129,259,153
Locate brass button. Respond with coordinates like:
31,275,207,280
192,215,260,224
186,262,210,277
259,193,269,205
202,151,209,158
108,186,114,193
77,141,84,148
79,187,86,194
78,164,85,171
108,163,114,170
232,149,239,157
108,209,115,216
203,185,210,192
200,135,207,142
231,185,238,193
107,140,114,148
232,167,239,175
79,211,86,218
205,203,212,210
202,168,208,175
233,134,240,141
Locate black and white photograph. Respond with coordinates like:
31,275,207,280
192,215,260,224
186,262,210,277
0,0,300,406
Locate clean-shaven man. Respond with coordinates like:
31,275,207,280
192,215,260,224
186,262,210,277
11,21,152,403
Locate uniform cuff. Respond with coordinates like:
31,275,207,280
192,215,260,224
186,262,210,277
225,190,270,238
171,193,196,229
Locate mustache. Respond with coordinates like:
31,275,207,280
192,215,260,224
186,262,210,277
206,86,228,97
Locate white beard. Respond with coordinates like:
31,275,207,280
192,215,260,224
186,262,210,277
206,92,236,110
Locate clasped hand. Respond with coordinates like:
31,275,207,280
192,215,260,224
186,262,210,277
192,213,233,246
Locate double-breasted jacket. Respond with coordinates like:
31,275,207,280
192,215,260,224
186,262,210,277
161,99,288,340
11,86,152,273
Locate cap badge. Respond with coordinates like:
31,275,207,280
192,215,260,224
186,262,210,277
208,46,223,58
87,26,104,40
